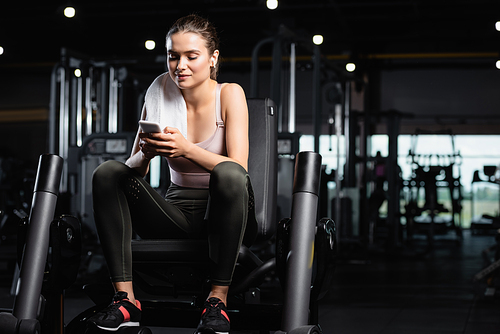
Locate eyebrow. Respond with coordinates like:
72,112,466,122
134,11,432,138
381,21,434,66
166,49,202,54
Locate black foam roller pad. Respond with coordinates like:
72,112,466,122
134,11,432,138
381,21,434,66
33,154,63,195
292,151,322,195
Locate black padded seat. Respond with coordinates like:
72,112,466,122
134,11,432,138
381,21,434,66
132,239,209,263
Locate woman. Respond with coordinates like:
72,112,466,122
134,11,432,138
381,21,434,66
88,14,255,334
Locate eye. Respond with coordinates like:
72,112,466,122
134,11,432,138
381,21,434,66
168,54,179,60
188,57,198,60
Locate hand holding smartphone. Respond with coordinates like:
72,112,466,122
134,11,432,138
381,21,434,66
139,120,162,133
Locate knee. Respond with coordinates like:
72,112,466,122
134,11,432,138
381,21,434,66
210,161,248,197
92,160,128,187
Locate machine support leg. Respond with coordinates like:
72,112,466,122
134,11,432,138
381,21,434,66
281,151,322,333
12,154,63,321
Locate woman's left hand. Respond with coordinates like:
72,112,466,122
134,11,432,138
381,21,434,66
139,126,192,159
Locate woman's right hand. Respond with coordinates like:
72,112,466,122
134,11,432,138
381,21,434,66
139,132,159,160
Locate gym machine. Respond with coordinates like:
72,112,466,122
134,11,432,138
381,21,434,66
403,129,463,247
250,25,346,220
250,25,320,219
470,165,500,234
363,111,407,251
0,154,81,334
48,48,138,229
332,108,407,253
277,152,330,334
64,151,334,334
473,167,500,297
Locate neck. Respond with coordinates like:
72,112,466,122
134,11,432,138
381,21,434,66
181,79,216,110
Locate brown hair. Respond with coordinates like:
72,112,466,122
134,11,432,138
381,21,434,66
166,14,220,80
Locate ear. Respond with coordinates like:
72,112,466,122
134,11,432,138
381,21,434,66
211,50,220,67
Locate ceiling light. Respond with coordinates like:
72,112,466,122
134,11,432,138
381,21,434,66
346,63,356,72
312,35,323,45
64,7,76,18
145,40,156,50
0,46,3,55
74,69,82,77
496,21,500,31
496,60,500,69
267,0,278,10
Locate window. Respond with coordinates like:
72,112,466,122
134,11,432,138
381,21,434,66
299,134,500,228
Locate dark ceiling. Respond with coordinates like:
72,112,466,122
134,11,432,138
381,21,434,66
1,0,500,66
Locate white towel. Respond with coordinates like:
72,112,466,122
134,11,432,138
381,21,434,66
144,72,187,138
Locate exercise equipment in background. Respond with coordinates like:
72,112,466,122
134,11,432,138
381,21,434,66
403,129,463,248
470,165,500,235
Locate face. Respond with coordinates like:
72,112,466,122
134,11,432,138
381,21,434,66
166,32,218,89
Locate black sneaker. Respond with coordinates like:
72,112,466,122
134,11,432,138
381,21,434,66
88,291,141,331
195,297,230,334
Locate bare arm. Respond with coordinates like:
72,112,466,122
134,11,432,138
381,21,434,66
125,104,151,177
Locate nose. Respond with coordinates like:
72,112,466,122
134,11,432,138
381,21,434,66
177,57,187,71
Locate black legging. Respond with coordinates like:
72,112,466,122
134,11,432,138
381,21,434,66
92,159,256,286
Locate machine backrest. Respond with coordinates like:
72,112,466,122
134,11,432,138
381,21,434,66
246,98,277,241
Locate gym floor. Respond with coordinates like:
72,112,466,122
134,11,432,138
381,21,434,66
1,230,500,334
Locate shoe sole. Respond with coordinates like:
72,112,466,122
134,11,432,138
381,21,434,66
195,330,228,334
96,321,140,331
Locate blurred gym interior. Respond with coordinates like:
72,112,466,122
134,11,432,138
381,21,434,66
1,1,500,333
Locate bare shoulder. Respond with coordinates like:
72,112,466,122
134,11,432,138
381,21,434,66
220,82,246,102
220,83,248,120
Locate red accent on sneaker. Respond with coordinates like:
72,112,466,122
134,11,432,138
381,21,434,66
135,300,142,311
119,305,130,322
220,309,230,322
200,299,230,322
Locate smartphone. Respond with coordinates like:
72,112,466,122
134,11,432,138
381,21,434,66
139,120,162,133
